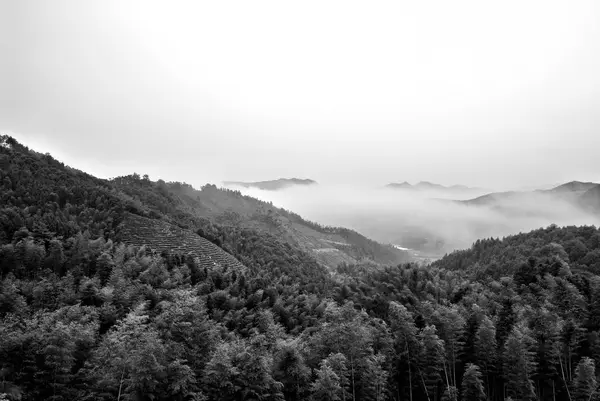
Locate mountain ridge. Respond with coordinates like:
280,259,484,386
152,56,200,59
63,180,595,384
460,180,600,212
0,135,408,269
223,178,317,191
385,181,486,192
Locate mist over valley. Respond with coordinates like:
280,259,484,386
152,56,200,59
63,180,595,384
225,179,600,258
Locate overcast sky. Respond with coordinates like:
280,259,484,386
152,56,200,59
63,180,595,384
2,0,600,190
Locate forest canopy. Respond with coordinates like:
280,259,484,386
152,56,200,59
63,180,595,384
1,135,600,401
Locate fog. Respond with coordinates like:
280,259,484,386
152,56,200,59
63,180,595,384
3,0,600,254
227,184,600,255
2,1,600,190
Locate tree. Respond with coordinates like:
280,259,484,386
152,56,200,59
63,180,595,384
432,305,464,391
418,325,445,401
361,353,388,401
528,307,562,401
22,305,98,400
573,357,597,401
311,302,374,401
389,301,420,401
474,316,497,396
45,239,66,274
503,324,537,401
87,304,198,400
154,290,218,376
461,364,486,401
95,252,114,286
273,341,311,401
322,353,350,401
496,298,515,348
204,338,284,401
312,361,342,401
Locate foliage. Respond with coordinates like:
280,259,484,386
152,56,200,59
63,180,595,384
2,135,600,401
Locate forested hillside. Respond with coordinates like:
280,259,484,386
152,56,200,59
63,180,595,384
2,135,600,401
434,225,600,277
109,174,408,267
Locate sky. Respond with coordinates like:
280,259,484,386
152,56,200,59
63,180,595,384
1,0,600,190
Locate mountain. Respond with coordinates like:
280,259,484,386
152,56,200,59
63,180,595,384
545,180,599,194
223,178,317,191
579,184,600,213
118,180,408,267
385,181,486,193
0,136,407,270
461,181,600,210
414,181,446,190
385,181,413,189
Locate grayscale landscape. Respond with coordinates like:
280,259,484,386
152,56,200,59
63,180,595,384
2,1,600,401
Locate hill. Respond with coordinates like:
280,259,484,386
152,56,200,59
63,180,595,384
546,180,599,194
386,181,486,194
223,178,317,191
385,181,413,189
110,177,408,267
460,181,600,212
433,224,600,277
0,135,407,270
580,184,600,213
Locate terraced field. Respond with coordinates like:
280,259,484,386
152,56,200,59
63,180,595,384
119,213,246,272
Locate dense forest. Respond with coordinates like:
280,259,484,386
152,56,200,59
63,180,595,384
2,135,600,401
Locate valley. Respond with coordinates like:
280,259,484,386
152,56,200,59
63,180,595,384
227,179,600,257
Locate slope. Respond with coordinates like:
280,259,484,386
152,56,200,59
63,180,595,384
461,181,600,207
110,177,410,268
0,136,250,273
118,212,246,272
0,135,406,272
432,224,600,277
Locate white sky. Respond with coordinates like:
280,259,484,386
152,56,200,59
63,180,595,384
1,0,600,190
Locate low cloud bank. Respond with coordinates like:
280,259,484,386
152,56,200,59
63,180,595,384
225,184,600,255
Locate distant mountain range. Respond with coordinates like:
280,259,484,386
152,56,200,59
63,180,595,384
460,181,600,213
385,181,486,193
223,178,317,191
